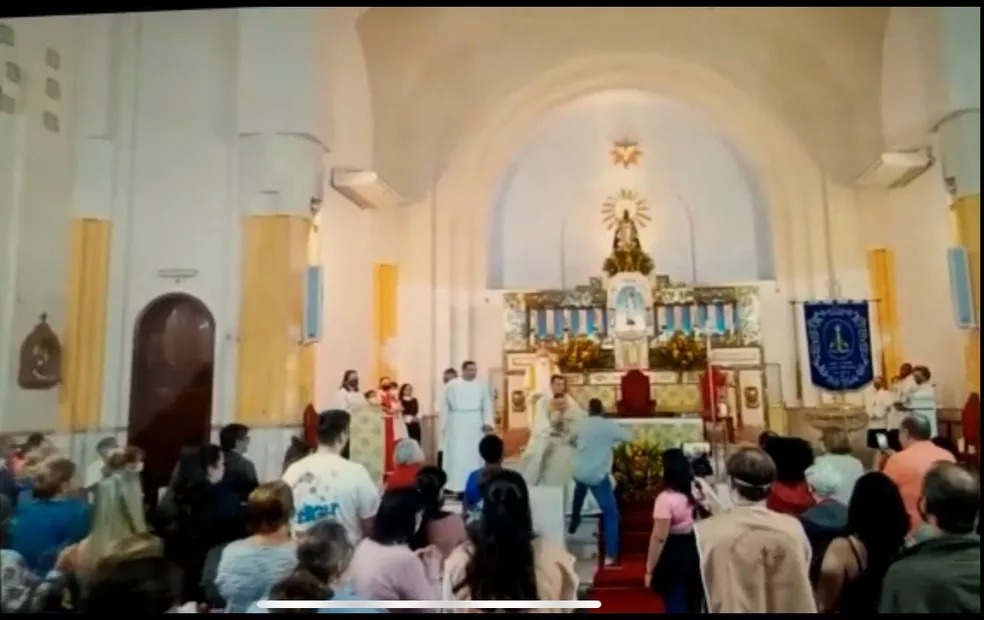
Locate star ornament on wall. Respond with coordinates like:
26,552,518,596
610,139,643,169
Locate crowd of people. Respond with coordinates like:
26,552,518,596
0,405,581,614
0,359,979,614
635,416,979,614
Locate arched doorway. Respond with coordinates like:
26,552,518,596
127,294,215,501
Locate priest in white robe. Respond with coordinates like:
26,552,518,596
523,345,560,428
518,374,598,516
902,365,939,438
441,360,495,492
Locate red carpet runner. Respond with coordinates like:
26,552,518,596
587,501,664,614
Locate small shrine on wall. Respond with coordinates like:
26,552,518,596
499,186,769,435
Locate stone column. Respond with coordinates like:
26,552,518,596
941,112,980,394
939,7,980,394
234,9,330,426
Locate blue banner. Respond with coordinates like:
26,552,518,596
803,301,874,391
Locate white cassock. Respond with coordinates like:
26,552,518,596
333,388,367,412
904,383,939,438
892,375,917,405
442,378,494,492
519,396,600,517
523,355,559,428
864,388,896,430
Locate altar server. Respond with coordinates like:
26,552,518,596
441,361,495,493
865,376,897,446
902,366,939,438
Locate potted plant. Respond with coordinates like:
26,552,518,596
612,438,664,511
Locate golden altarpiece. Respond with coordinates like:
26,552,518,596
497,196,771,447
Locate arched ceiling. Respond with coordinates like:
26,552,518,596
356,7,889,201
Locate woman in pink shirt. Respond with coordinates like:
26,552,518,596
347,487,442,610
644,449,705,614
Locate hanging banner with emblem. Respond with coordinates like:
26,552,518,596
803,301,874,391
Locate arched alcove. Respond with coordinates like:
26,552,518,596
486,90,774,290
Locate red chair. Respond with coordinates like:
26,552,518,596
617,369,655,417
960,392,980,468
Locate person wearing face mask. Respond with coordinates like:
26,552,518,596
399,383,422,444
158,444,226,604
691,446,816,613
84,436,120,493
333,370,367,412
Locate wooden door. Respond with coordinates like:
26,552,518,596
127,294,215,500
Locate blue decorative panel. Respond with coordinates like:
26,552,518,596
803,301,874,391
302,265,323,343
947,246,978,329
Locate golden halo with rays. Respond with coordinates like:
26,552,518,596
601,188,651,229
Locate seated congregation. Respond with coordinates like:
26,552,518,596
0,410,980,614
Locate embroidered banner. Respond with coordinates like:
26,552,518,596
804,301,874,391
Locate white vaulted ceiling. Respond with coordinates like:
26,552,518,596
355,7,890,201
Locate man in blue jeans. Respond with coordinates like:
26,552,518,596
569,398,633,567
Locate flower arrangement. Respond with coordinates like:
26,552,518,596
554,335,601,373
602,247,655,277
650,330,707,371
612,438,663,501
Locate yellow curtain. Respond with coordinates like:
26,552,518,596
236,215,310,425
372,263,399,382
866,248,902,380
58,218,112,431
952,194,980,394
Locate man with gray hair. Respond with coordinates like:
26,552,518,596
880,462,980,613
386,439,425,490
882,415,955,535
693,447,816,612
798,461,848,580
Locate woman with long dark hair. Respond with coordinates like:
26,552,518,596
410,466,467,558
644,448,704,614
346,487,441,606
444,468,577,612
814,471,909,613
159,444,225,603
399,384,422,443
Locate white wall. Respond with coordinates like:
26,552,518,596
314,196,408,409
858,162,965,406
312,12,403,409
488,91,773,290
2,9,387,441
93,12,241,431
0,17,77,432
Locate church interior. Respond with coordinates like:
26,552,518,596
0,6,979,547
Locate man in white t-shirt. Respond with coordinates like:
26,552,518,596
283,409,380,543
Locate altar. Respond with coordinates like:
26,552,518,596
497,201,770,447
